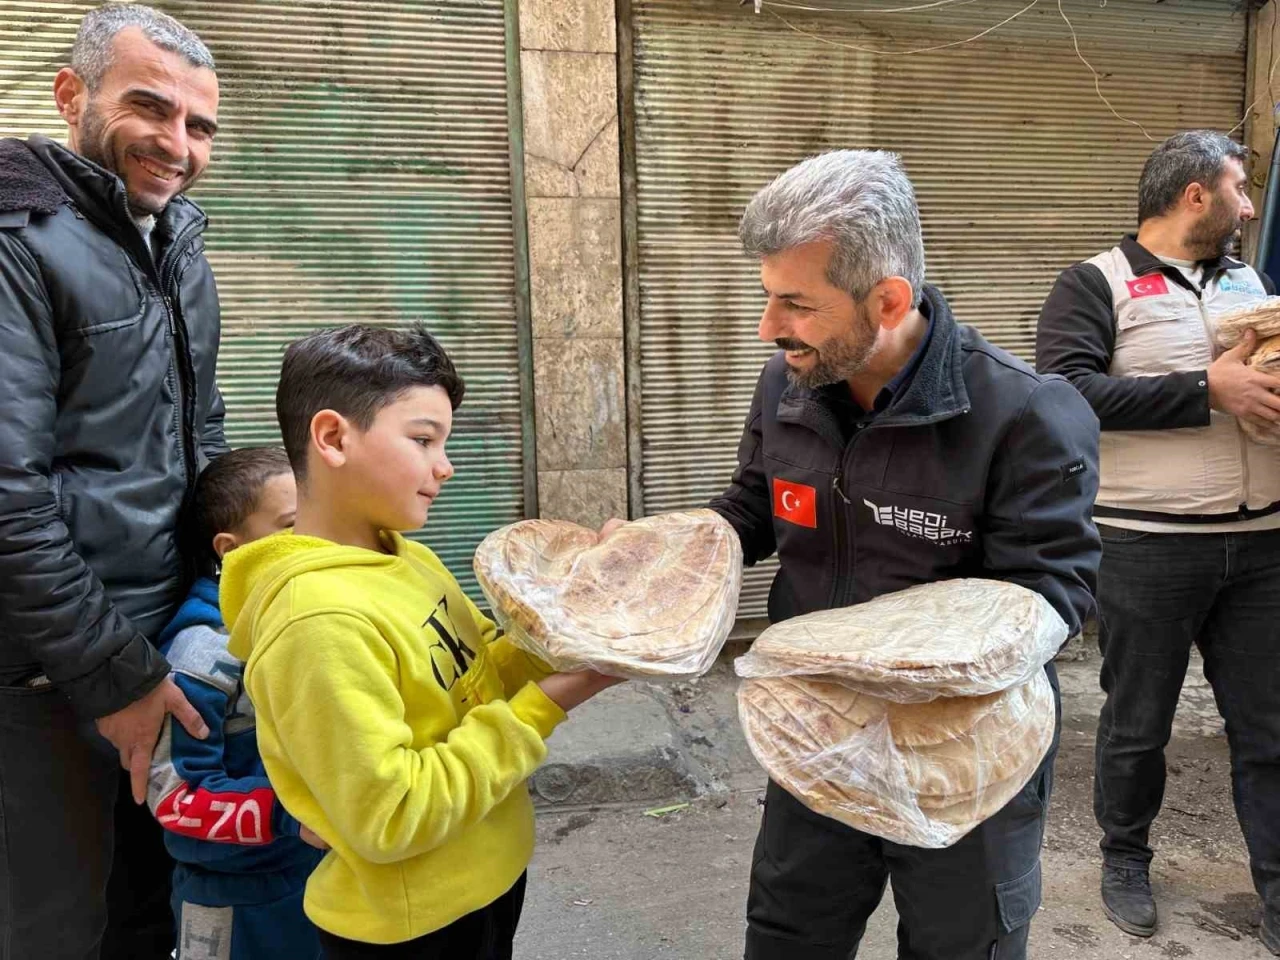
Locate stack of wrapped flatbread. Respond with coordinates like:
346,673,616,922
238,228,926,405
1244,335,1280,446
1216,299,1280,446
736,579,1065,848
474,509,742,679
1216,297,1280,349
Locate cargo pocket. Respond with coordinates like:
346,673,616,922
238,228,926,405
991,861,1041,958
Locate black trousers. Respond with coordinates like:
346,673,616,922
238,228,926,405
0,677,174,960
745,669,1059,960
318,874,527,960
1094,524,1280,914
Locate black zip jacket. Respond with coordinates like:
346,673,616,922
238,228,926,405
0,135,227,718
711,285,1100,636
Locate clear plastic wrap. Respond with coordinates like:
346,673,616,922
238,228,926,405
473,509,743,679
734,579,1067,702
1240,418,1280,446
738,672,1055,848
1243,334,1280,446
1215,297,1280,349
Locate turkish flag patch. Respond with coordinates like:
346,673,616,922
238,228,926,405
1126,274,1170,299
772,478,818,529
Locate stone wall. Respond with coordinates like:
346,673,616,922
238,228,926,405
518,0,629,530
1246,0,1278,258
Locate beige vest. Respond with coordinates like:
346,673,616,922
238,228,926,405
1088,246,1280,519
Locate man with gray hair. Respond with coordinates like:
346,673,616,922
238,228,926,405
0,4,225,956
653,150,1099,958
1038,131,1280,953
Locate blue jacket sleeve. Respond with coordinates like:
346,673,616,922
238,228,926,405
148,670,301,852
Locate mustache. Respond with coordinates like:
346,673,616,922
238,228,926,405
129,146,191,175
776,338,811,351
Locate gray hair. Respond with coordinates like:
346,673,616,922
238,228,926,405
70,3,215,91
1138,130,1247,224
739,150,926,306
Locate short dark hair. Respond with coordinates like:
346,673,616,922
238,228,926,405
276,324,465,478
189,446,292,575
72,4,215,92
1138,131,1248,224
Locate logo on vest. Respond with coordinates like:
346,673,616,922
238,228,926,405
1126,274,1170,299
863,499,973,546
1218,277,1265,296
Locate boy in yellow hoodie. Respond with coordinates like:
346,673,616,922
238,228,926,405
221,324,622,958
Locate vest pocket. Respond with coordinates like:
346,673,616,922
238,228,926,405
1116,300,1181,332
1113,299,1210,376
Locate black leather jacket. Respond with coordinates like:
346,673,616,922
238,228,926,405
0,135,227,718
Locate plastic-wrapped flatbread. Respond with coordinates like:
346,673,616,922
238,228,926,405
1216,297,1280,349
734,579,1067,702
473,509,742,678
738,672,1055,848
1242,334,1280,446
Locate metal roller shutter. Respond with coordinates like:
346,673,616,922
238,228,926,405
0,0,531,600
628,0,1247,617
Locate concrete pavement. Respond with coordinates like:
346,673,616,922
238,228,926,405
517,646,1274,959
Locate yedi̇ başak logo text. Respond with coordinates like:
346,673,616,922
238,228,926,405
862,498,973,546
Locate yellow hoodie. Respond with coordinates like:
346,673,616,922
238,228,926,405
222,531,565,944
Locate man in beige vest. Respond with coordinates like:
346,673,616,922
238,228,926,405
1037,130,1280,954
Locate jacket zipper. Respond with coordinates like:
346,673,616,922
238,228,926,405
136,200,202,496
158,220,205,491
830,442,854,610
829,427,869,610
828,404,972,609
113,193,204,492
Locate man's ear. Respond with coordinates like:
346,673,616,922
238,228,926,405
53,67,88,131
868,276,915,331
1182,179,1212,216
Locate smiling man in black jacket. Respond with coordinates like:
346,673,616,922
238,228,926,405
602,150,1099,959
0,5,226,957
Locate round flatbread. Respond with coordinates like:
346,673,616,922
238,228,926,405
738,672,1054,848
1217,297,1280,349
735,579,1067,701
1249,333,1280,370
1237,335,1280,446
473,509,742,677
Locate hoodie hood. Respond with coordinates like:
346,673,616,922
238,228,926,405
223,531,406,662
157,577,222,650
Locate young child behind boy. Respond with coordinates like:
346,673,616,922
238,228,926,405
148,447,326,960
219,325,621,958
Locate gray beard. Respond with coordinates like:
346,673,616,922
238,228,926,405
784,330,877,390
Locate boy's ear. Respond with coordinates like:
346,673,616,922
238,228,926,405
310,410,349,469
212,531,240,560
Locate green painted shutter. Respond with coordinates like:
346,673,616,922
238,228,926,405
628,0,1248,619
0,0,530,600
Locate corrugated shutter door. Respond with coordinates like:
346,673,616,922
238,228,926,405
0,1,526,600
630,0,1247,618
